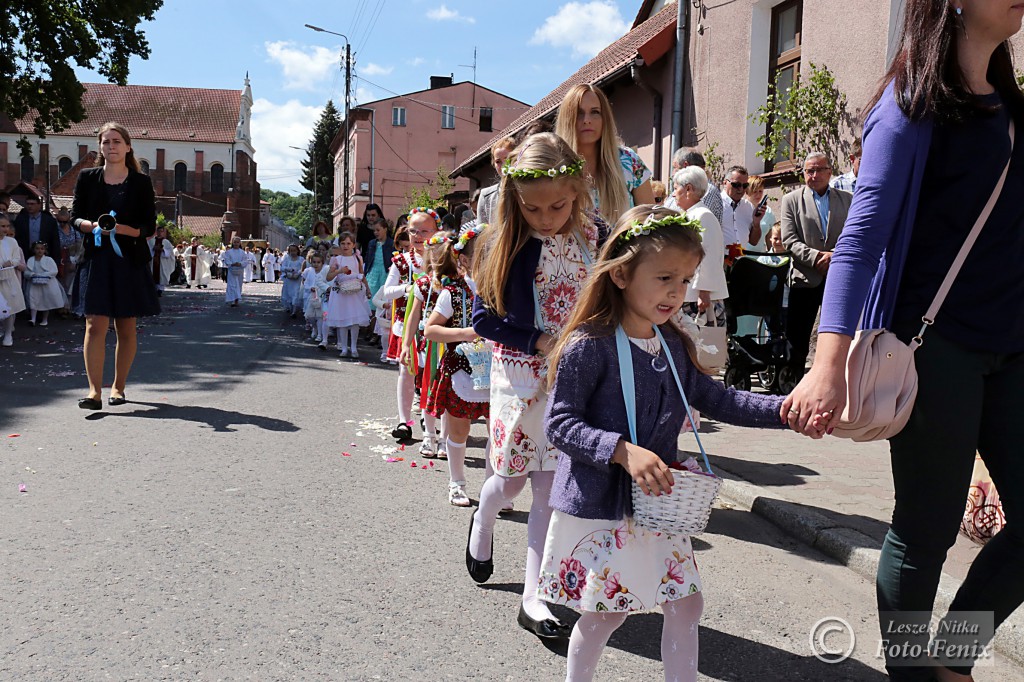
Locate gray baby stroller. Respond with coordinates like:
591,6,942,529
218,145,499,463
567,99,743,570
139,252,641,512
723,253,796,394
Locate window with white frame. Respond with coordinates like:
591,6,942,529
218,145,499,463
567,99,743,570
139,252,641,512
392,106,406,126
441,105,455,129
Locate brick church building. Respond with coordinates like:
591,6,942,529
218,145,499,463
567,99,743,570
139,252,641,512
0,77,261,242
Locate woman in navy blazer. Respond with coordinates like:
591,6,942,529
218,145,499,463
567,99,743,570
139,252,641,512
71,122,159,410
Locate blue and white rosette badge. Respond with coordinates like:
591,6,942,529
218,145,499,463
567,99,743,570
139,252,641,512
93,211,124,257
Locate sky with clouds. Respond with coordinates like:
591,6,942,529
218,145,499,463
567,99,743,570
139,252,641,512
72,0,639,194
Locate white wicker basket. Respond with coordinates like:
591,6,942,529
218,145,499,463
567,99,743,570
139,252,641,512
631,470,721,536
456,340,492,391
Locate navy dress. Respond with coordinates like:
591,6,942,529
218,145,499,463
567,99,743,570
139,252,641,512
72,168,160,318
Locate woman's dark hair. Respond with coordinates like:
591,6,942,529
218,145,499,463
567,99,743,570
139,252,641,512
395,213,409,229
868,0,1024,122
361,203,385,226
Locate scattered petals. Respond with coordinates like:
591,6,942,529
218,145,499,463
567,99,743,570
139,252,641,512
411,462,417,468
8,434,19,438
18,484,27,493
342,452,352,457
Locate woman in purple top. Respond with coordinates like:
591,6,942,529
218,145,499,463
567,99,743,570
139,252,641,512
540,206,787,682
784,3,1024,680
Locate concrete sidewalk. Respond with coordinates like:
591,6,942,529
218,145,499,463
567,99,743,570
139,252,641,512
690,416,1024,667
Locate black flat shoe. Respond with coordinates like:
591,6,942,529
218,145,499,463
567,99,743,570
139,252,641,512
108,395,127,406
466,514,493,583
517,604,571,640
391,423,412,440
78,397,102,410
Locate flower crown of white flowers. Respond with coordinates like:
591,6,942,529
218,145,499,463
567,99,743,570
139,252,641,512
501,156,585,180
410,207,441,226
617,213,704,245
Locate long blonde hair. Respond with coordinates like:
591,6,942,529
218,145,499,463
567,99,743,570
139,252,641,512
475,133,592,317
548,205,711,385
555,84,630,224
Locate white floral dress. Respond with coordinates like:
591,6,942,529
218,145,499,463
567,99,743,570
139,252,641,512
489,227,595,477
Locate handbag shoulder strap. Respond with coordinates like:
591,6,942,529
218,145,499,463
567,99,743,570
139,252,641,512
916,119,1014,345
614,325,714,475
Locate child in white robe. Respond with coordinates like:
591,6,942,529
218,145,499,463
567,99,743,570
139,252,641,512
302,252,330,344
23,242,66,326
222,238,247,306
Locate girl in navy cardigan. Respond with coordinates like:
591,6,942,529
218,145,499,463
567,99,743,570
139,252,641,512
541,206,787,682
468,132,597,640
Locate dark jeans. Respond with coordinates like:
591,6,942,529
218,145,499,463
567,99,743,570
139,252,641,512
878,330,1024,679
785,282,824,373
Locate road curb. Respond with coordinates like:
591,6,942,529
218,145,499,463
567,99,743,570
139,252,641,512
714,468,1024,669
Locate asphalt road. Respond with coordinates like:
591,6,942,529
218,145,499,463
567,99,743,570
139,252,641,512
2,283,1020,681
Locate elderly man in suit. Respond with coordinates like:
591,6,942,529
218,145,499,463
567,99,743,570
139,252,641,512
780,151,853,377
14,194,60,263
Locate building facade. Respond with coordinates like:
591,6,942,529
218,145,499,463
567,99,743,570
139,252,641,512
330,77,529,224
0,77,261,241
455,0,1024,193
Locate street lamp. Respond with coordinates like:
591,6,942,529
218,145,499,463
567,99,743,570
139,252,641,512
305,23,351,220
289,144,316,221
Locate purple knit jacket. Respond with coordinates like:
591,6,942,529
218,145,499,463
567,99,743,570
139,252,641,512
544,328,786,520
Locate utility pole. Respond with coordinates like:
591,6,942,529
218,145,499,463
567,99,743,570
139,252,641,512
343,42,351,218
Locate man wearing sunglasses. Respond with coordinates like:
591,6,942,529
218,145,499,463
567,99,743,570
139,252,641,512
720,166,765,259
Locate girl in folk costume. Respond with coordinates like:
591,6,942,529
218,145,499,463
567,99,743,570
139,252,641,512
376,209,440,440
303,252,330,344
468,132,598,639
262,248,277,283
278,243,305,316
222,236,247,307
401,232,448,460
23,242,67,326
324,232,370,358
0,215,27,346
423,228,488,507
539,207,789,682
371,229,410,363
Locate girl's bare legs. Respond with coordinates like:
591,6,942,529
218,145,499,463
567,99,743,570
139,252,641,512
111,317,137,399
83,315,110,400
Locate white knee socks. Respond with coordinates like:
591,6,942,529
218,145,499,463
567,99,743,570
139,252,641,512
469,474,529,561
566,611,628,682
661,593,702,682
522,471,556,622
446,438,466,484
396,370,414,425
422,412,437,445
347,325,359,353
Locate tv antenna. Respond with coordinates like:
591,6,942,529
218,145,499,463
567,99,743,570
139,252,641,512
459,47,478,108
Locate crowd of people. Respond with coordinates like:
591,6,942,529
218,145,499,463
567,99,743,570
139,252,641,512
7,5,1022,679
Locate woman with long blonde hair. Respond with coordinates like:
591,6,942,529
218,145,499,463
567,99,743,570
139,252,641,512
555,83,654,225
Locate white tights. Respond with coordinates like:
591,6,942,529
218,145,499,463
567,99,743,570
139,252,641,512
2,315,13,336
565,593,703,682
335,325,359,352
396,370,414,426
469,471,556,622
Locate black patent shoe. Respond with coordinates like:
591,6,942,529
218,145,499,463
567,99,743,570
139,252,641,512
391,423,413,441
78,397,102,410
517,604,571,640
466,514,493,583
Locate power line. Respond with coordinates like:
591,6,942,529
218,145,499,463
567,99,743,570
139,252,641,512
368,119,432,182
355,74,530,114
356,0,386,54
355,76,481,128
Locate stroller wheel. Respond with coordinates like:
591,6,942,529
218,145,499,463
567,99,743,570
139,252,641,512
724,365,752,392
757,367,777,392
777,366,801,394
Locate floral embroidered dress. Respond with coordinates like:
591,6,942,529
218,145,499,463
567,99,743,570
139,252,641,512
383,251,423,360
489,225,596,477
537,334,702,614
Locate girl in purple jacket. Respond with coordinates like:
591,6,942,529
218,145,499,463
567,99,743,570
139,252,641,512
542,206,787,682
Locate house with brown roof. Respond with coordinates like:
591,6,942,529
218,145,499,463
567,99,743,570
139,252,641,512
0,77,261,242
330,76,529,224
455,0,1024,195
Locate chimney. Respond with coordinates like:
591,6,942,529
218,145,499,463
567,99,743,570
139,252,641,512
430,75,454,90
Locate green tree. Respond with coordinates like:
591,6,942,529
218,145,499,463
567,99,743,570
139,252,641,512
1,0,163,154
300,100,342,222
261,189,314,237
403,166,455,214
750,63,855,174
